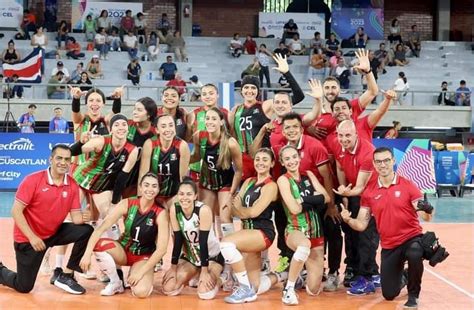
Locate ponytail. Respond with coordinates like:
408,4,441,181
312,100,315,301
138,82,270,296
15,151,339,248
208,107,232,170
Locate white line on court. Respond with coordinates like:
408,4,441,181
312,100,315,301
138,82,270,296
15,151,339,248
425,267,474,299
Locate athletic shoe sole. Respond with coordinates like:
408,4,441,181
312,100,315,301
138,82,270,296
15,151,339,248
224,295,257,304
346,290,375,296
54,280,85,295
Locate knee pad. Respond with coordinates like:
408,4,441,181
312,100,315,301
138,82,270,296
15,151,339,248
256,274,272,295
163,284,184,296
293,246,310,263
220,242,243,265
220,223,235,237
198,283,219,300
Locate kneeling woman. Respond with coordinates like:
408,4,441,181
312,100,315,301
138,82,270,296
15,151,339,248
162,179,223,299
277,145,330,305
220,148,285,304
79,173,169,297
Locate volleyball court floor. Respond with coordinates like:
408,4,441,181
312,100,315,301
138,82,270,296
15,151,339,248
0,191,472,309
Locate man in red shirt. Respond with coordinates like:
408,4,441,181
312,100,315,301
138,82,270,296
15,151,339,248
333,120,379,294
0,145,93,294
341,147,433,309
166,73,187,97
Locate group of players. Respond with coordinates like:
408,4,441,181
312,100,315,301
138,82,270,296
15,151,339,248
0,50,435,308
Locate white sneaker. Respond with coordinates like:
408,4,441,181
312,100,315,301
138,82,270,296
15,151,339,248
282,288,299,305
324,273,340,292
98,272,110,283
100,280,124,296
78,269,97,280
40,250,52,275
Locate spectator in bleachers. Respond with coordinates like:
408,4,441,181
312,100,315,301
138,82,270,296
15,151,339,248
147,31,160,61
160,55,178,80
187,75,203,101
166,73,187,98
83,14,96,43
310,31,325,52
95,27,110,60
51,61,70,83
384,121,402,139
17,104,36,133
368,50,381,81
407,24,421,57
123,30,139,59
374,42,389,73
282,19,299,43
329,50,343,75
308,48,326,80
240,57,260,79
97,10,112,34
243,35,257,55
325,33,340,57
77,72,93,91
257,43,272,88
120,10,135,38
335,58,350,89
66,37,85,60
31,25,48,49
438,81,456,106
168,31,187,62
230,33,243,58
393,71,409,105
354,27,368,48
86,55,103,79
157,13,171,37
127,57,142,86
388,18,402,46
134,12,147,46
47,71,68,99
392,43,409,66
109,27,122,51
70,62,84,83
21,9,36,40
288,33,306,55
6,74,24,99
56,20,69,49
273,42,291,60
456,80,471,106
49,107,69,133
2,40,21,64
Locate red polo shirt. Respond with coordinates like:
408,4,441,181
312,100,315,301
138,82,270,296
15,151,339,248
14,169,81,243
334,138,374,185
361,174,423,249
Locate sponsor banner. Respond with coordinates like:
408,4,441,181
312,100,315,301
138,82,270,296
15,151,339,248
461,153,474,186
0,133,74,189
433,151,467,185
258,12,326,40
0,0,23,28
331,7,384,40
72,0,143,30
373,139,436,193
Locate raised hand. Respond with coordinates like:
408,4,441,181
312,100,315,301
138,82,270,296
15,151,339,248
305,79,323,100
340,203,352,223
353,49,370,73
272,53,289,74
333,183,353,197
384,89,397,100
69,84,87,99
110,85,125,99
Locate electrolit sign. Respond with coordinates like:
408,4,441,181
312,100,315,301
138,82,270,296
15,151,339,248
0,133,74,189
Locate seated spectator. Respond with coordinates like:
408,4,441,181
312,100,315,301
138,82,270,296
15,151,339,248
17,104,36,133
31,26,48,50
168,31,187,62
109,27,122,51
393,43,409,66
120,9,135,38
97,10,112,34
66,37,85,60
123,30,138,59
456,80,471,106
86,55,103,79
388,18,402,45
393,71,409,105
407,24,421,57
310,31,324,52
188,75,203,101
438,81,456,106
282,19,299,44
49,107,69,133
230,33,243,58
273,42,291,59
329,50,343,75
56,20,69,49
157,13,171,37
83,14,96,43
147,31,160,61
166,73,187,98
2,40,21,64
134,12,147,46
243,35,257,55
374,42,389,72
308,48,326,80
21,9,36,40
127,57,142,86
47,71,68,99
95,27,110,60
70,62,84,83
77,72,93,91
288,33,306,55
241,57,260,79
6,74,24,99
278,74,290,93
354,27,368,48
368,50,381,81
160,55,178,80
325,33,340,57
335,58,350,89
51,61,70,83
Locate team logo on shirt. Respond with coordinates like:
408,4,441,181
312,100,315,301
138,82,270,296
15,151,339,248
304,180,310,187
300,151,305,159
252,108,259,114
395,191,401,198
176,119,183,126
374,194,382,200
146,218,154,226
170,154,177,161
254,187,261,193
193,220,199,228
62,191,68,198
119,155,126,162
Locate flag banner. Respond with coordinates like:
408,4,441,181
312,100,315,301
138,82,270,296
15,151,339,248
2,48,43,83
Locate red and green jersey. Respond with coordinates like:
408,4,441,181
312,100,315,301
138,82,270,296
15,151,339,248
157,106,187,140
120,197,163,255
233,102,270,154
72,114,108,168
149,135,182,197
73,135,136,192
283,173,323,239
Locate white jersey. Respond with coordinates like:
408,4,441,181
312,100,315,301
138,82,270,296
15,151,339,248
175,201,220,266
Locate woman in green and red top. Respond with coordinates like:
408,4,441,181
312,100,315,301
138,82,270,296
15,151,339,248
139,114,190,208
277,145,330,305
80,173,169,298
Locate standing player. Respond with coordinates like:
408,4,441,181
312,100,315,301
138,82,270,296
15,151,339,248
79,173,169,297
162,179,223,299
157,86,194,140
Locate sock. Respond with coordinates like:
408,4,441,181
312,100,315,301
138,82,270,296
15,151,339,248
55,254,64,269
221,223,235,237
94,251,120,283
234,271,251,287
285,280,295,290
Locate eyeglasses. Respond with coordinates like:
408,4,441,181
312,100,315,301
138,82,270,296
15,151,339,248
374,158,392,166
